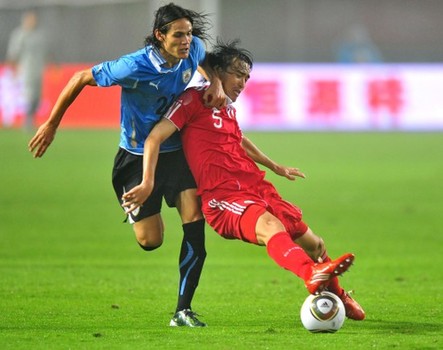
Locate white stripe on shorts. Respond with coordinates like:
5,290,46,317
208,198,250,215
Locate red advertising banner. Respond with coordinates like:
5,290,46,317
234,64,443,131
2,63,443,131
0,64,120,129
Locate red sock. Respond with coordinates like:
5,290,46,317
321,252,344,296
266,232,313,280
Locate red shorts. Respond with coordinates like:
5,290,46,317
201,179,308,245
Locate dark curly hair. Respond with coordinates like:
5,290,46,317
144,3,212,48
205,39,253,72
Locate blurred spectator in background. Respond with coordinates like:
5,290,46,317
335,24,383,63
6,9,48,131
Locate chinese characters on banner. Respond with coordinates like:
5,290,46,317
236,64,443,131
1,64,442,130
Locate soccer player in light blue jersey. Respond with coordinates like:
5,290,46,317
28,3,226,327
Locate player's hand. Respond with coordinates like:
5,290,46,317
121,183,153,214
28,123,58,158
273,164,306,181
203,77,226,109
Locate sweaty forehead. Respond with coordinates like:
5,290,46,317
230,58,251,75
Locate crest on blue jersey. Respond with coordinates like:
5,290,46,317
182,68,192,84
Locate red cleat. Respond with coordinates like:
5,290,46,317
305,253,355,294
340,290,365,320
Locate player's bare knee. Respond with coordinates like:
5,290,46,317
256,214,285,245
137,236,163,251
136,233,163,251
138,241,162,251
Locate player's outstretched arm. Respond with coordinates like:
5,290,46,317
122,119,178,214
241,135,306,181
28,68,96,158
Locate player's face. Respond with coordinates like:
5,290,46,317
220,59,251,102
157,18,193,67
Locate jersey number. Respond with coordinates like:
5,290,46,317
156,94,176,115
212,110,223,128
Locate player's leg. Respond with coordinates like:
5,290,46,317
294,229,346,294
112,148,205,325
175,188,206,310
294,228,365,320
163,150,206,327
238,202,353,294
294,228,343,284
253,209,315,280
169,188,206,327
293,228,325,261
112,148,165,249
270,188,365,319
133,214,164,250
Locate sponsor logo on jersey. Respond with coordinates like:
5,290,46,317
149,80,160,90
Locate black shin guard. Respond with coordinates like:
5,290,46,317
176,219,207,312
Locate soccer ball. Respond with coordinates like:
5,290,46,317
300,291,346,333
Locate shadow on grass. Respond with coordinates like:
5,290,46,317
360,319,443,335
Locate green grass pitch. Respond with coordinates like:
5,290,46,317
1,129,442,349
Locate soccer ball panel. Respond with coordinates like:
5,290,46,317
300,291,345,333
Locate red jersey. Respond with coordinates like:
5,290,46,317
164,86,265,195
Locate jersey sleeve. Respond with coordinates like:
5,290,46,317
163,88,202,130
92,55,139,88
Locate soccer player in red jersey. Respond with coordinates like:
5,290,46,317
123,40,365,321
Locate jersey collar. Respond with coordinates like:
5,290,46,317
149,45,183,73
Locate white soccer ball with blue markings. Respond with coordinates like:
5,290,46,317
300,291,346,333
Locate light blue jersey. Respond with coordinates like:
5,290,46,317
92,36,206,155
